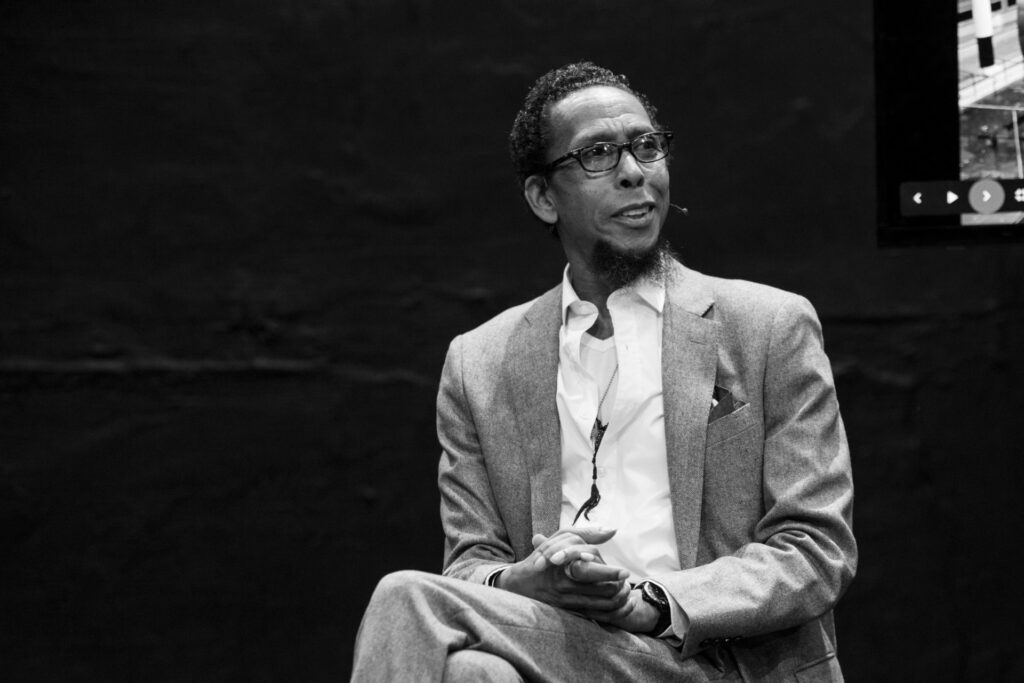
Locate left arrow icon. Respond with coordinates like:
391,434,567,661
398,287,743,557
913,192,923,205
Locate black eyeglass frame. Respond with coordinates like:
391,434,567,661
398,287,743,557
543,131,674,174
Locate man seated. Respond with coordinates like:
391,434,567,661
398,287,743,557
351,61,856,682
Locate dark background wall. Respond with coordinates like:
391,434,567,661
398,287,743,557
2,1,1023,680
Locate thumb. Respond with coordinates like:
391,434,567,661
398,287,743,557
571,525,617,544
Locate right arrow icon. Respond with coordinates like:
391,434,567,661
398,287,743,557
969,179,1005,214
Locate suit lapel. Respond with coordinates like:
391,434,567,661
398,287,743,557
662,263,718,569
509,286,563,536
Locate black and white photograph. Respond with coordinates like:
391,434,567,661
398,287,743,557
2,1,1023,681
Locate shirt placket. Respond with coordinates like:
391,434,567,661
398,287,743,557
561,303,600,458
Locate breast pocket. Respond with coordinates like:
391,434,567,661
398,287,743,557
706,403,758,448
793,652,841,682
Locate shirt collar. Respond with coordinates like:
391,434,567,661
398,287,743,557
560,265,584,326
559,264,666,326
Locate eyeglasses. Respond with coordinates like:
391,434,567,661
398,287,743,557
545,131,673,173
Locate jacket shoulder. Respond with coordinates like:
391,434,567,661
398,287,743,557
463,297,537,339
448,285,558,361
696,271,816,324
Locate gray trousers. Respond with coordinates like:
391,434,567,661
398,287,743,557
351,570,737,682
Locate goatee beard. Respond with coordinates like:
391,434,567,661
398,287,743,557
592,236,674,290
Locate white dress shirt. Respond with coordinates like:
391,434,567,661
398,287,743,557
556,265,681,582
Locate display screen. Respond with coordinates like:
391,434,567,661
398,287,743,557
876,0,1024,244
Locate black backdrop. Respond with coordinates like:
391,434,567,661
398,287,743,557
3,1,1023,680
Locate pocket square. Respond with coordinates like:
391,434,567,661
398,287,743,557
709,385,747,423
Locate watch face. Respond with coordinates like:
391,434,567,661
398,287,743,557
641,582,668,610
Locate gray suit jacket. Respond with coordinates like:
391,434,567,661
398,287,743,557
437,260,856,681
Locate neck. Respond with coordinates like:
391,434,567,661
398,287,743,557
568,260,616,340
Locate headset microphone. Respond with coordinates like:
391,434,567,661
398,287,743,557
670,204,689,216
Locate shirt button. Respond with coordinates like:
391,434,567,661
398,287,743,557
596,467,607,477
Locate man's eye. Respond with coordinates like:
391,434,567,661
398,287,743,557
583,143,616,159
635,135,659,151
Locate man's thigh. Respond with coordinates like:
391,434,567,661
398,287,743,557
357,570,733,682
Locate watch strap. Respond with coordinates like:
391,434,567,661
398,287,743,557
638,581,672,636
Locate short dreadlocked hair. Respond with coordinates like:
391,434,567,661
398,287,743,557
508,61,660,187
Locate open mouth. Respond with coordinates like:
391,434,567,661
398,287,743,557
614,204,654,220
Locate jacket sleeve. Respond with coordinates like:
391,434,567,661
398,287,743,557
436,335,515,584
665,295,857,657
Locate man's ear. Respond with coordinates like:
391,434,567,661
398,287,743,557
523,174,558,226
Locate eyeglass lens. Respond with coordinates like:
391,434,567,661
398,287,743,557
579,133,670,171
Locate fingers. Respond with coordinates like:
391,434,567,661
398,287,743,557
533,526,617,569
544,544,631,584
536,526,616,555
535,526,616,543
584,599,634,624
563,575,624,599
558,578,632,613
578,584,638,624
562,562,619,593
564,558,628,584
550,546,597,566
532,531,588,565
502,546,630,613
530,533,558,570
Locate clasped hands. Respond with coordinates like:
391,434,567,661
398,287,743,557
495,526,660,634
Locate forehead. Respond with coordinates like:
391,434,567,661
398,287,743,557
547,85,653,151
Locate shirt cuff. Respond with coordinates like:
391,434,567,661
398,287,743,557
484,565,509,587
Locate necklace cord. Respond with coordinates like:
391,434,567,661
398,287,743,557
572,364,618,524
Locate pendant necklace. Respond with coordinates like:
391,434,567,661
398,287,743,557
573,363,618,524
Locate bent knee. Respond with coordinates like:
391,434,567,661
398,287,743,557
444,650,522,683
375,569,432,591
371,570,441,604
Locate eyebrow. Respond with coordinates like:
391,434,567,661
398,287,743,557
570,126,656,149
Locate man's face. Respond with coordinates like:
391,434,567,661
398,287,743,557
534,85,670,278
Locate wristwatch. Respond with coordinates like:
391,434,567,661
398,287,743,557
637,581,672,636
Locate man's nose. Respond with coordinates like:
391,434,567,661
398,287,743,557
616,149,646,187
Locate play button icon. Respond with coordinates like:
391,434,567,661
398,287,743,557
946,191,959,204
968,179,1005,213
